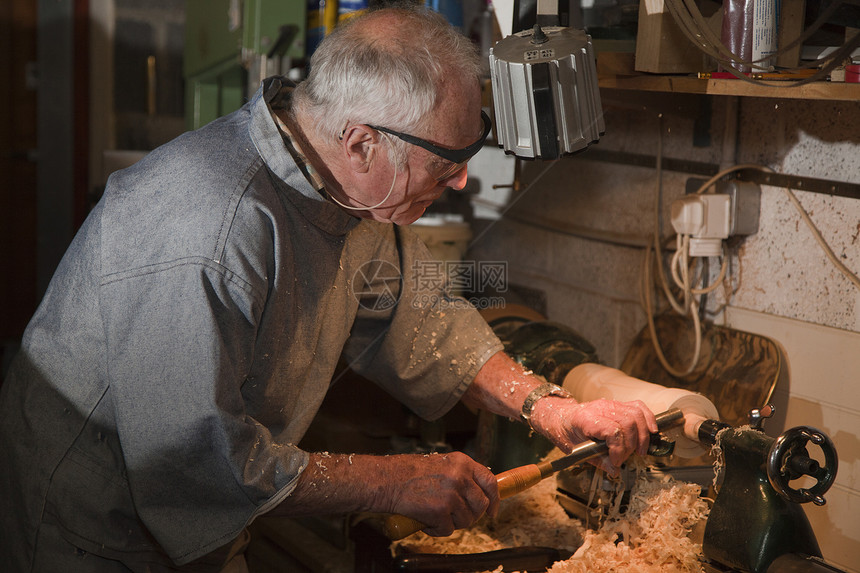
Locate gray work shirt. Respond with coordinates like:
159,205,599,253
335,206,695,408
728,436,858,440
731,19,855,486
0,77,503,569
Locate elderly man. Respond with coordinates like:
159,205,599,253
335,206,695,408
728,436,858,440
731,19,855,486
0,6,656,572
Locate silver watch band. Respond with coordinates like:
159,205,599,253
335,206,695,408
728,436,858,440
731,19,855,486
521,382,571,429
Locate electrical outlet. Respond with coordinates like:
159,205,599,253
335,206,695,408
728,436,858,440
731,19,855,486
717,180,761,236
672,179,761,256
670,194,731,256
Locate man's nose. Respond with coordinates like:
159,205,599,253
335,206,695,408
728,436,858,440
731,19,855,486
442,165,469,190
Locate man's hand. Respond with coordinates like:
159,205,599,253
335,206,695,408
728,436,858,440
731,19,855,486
529,396,657,475
271,451,499,537
463,352,658,476
381,452,500,536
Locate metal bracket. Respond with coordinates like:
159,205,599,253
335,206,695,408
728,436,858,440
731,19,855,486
581,149,860,200
735,168,860,201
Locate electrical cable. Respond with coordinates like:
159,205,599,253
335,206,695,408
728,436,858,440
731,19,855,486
643,241,703,377
769,2,851,69
691,248,728,295
648,159,860,378
642,118,703,377
662,0,860,85
643,135,766,377
698,259,710,323
652,117,689,316
727,165,860,290
783,185,860,290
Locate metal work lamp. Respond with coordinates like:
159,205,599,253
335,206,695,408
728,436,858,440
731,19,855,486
489,1,604,159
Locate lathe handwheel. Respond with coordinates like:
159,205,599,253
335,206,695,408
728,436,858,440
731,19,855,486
767,426,837,506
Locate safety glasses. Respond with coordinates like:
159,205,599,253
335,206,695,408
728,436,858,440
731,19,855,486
368,110,492,181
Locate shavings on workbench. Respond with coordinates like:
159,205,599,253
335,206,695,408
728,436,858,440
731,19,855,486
391,458,710,573
390,475,584,557
547,472,709,573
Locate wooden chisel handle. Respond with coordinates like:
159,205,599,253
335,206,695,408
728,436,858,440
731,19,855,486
496,461,550,498
383,514,431,541
382,461,551,540
381,408,684,540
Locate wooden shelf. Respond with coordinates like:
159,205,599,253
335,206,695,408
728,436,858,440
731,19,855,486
596,53,860,101
599,74,860,101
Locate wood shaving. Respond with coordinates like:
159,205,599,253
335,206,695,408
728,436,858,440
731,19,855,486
549,472,709,573
391,462,710,573
391,476,584,557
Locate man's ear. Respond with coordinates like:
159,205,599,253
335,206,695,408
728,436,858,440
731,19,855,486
340,125,378,174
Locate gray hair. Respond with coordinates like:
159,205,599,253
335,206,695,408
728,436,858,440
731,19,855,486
292,7,483,165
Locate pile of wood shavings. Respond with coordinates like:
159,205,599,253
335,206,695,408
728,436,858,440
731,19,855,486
548,469,710,573
391,461,710,573
390,474,584,557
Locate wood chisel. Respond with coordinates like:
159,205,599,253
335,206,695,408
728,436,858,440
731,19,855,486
383,407,685,540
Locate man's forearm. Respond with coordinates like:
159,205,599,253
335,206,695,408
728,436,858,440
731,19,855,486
270,353,542,518
268,452,392,517
461,351,569,423
462,352,658,473
268,450,499,536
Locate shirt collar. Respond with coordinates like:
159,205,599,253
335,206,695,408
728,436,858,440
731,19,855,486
248,76,324,202
266,84,327,194
249,76,360,235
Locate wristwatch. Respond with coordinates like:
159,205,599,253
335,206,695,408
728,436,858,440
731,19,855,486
521,382,571,430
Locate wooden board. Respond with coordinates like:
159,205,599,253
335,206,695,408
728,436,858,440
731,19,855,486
620,313,783,428
634,0,709,74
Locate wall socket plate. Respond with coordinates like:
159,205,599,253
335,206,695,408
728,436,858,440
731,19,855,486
684,177,761,236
